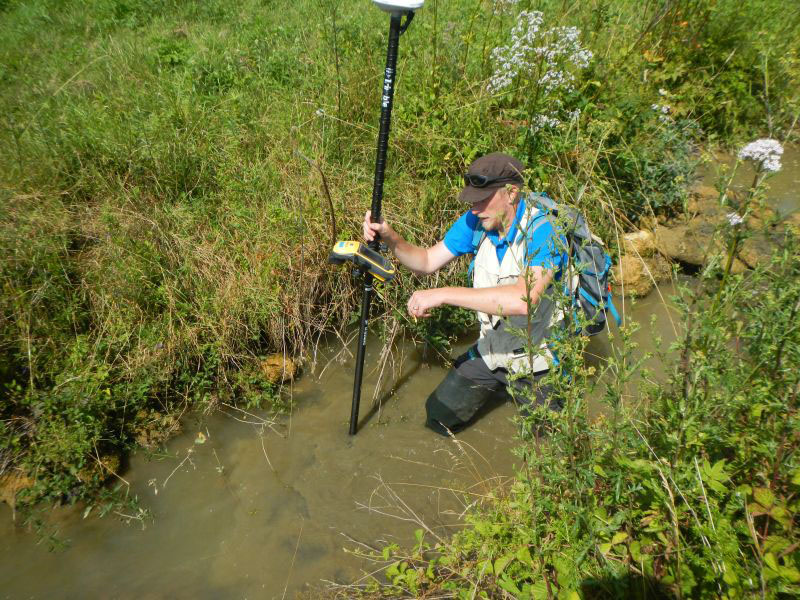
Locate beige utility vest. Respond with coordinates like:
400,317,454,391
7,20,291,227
474,206,560,375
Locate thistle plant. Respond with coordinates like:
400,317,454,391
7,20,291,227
487,11,592,154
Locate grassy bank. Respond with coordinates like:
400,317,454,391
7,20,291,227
1,0,798,532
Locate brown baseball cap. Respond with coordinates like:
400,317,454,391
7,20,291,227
459,152,525,203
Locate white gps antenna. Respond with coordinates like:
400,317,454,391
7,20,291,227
372,0,424,14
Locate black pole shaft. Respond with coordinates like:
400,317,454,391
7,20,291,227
349,13,404,436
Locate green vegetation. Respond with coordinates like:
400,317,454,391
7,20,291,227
1,0,799,593
367,224,800,598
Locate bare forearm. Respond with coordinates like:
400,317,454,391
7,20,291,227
435,285,533,317
407,268,553,319
364,212,453,275
384,233,434,274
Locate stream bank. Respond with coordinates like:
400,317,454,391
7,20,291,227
2,147,798,597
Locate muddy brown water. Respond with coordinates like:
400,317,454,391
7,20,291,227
1,149,796,599
0,290,679,600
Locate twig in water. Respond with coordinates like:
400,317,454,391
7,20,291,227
162,448,195,490
260,434,275,472
281,518,304,600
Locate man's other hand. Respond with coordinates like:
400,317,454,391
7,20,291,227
408,289,446,318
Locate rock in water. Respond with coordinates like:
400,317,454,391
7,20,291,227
613,253,672,298
622,230,656,257
654,219,748,274
0,472,34,518
654,223,706,266
738,233,777,269
260,354,298,384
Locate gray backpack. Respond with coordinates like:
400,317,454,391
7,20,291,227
530,194,621,335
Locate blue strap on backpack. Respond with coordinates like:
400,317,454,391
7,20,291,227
531,193,621,335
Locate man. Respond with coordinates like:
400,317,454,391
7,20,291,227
362,152,566,435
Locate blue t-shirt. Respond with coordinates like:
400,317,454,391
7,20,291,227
443,196,566,273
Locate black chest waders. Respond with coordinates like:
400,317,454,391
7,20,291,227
346,1,422,435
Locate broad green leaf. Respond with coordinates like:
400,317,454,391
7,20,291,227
754,487,775,508
385,561,401,579
593,464,607,477
707,478,727,494
791,469,800,486
494,554,515,576
779,566,800,583
764,553,778,571
722,562,738,585
553,558,570,576
709,459,729,480
770,505,791,528
529,581,549,600
477,558,494,576
629,540,642,562
498,574,522,596
516,546,534,567
414,529,424,544
612,531,628,545
599,542,612,554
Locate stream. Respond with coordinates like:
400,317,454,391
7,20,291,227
0,289,679,599
1,147,797,599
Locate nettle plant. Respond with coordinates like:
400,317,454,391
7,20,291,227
487,10,591,151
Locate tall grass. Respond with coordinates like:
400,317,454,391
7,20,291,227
1,0,798,504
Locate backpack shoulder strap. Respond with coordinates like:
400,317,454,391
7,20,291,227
471,226,487,252
531,192,558,215
468,226,486,280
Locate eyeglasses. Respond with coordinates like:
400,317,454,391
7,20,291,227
463,174,521,188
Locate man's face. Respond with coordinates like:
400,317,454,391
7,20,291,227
469,186,516,233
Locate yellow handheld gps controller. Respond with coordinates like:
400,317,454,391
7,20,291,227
328,241,396,283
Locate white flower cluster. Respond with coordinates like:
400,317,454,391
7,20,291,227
726,212,744,226
488,11,591,134
488,11,591,94
737,138,783,173
494,0,519,15
651,102,672,124
530,113,561,133
651,103,670,114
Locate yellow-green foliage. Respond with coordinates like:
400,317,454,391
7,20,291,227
0,0,798,506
